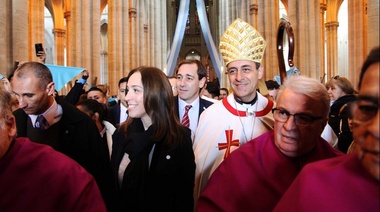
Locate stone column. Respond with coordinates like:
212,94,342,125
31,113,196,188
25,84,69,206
218,0,228,38
325,21,339,78
10,0,28,63
143,24,149,66
100,50,108,85
229,0,238,21
347,0,366,87
52,28,66,65
28,0,44,61
157,0,167,69
138,2,148,68
148,2,154,68
64,11,71,66
320,2,327,82
249,1,259,28
288,0,322,80
258,0,279,80
238,0,250,22
209,0,219,48
85,0,101,84
67,0,82,67
166,0,176,55
0,0,13,73
109,0,127,94
367,0,379,50
129,7,137,69
148,0,167,70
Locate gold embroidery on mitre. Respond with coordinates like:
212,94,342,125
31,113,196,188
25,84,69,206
219,18,266,66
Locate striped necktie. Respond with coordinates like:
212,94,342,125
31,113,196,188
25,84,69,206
181,105,192,127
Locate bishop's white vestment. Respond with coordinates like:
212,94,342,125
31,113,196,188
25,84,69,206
193,93,274,201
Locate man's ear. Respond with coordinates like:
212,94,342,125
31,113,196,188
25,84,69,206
6,115,17,138
258,66,264,79
46,82,55,96
199,77,206,89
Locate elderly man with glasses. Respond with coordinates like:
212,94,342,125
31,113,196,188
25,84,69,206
274,46,380,211
197,75,343,211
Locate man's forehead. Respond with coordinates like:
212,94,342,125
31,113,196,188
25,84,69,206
178,63,197,72
88,91,104,96
119,82,127,87
227,60,255,68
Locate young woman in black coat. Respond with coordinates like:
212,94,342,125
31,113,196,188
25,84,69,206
111,66,195,212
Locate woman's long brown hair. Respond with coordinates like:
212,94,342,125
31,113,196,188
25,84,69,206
120,66,187,149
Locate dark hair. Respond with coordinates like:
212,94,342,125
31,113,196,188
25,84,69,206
14,62,53,90
76,99,105,121
254,62,260,70
175,59,207,80
220,87,229,94
118,77,129,87
205,82,220,98
121,66,187,149
7,73,14,81
224,62,260,74
87,87,106,96
265,80,280,90
359,46,380,89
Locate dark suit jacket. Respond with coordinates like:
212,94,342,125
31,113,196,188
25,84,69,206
174,96,213,121
107,103,122,126
64,81,86,105
13,97,115,210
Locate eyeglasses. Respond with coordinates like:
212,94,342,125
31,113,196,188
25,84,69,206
350,96,379,125
272,108,323,126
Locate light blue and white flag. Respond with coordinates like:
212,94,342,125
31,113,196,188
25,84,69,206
45,64,84,91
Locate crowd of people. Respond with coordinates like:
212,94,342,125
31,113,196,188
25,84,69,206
0,18,378,211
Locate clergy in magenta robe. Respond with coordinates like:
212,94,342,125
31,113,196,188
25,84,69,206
274,153,379,211
0,138,106,212
197,130,343,211
193,92,274,200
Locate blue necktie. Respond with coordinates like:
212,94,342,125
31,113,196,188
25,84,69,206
35,115,49,130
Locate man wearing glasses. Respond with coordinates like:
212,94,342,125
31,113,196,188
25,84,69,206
197,75,343,211
274,46,380,211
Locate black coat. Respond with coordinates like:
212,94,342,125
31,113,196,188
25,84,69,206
64,81,86,105
111,119,195,212
13,97,115,211
107,103,122,126
328,94,356,153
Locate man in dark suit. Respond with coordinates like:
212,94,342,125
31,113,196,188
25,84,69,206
107,77,129,127
174,59,213,133
11,62,114,211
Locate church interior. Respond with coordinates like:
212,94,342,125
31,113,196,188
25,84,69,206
0,0,378,96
